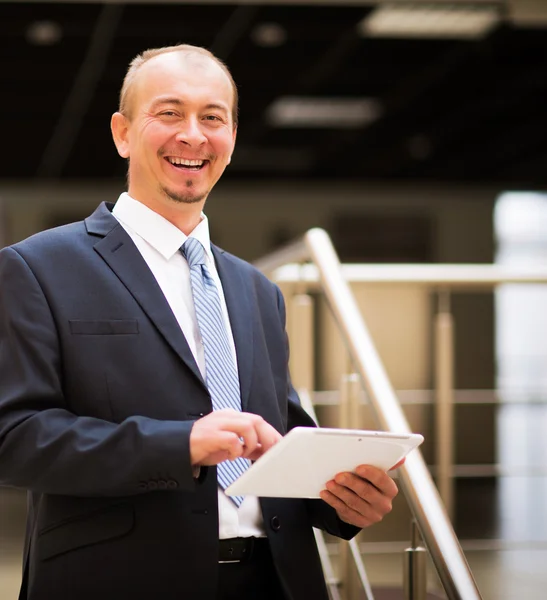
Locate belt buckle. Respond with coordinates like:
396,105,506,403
218,538,254,564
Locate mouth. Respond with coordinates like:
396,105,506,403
164,157,209,171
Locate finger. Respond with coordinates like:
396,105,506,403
250,415,282,451
192,433,244,466
319,489,379,528
352,465,399,499
328,477,393,518
190,411,280,465
334,472,382,501
223,413,279,457
210,412,261,456
236,421,259,458
219,431,246,460
246,443,265,462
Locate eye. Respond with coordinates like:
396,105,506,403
159,110,178,118
203,115,223,122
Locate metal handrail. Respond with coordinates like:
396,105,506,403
254,228,485,600
255,262,547,288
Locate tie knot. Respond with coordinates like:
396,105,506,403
182,237,206,268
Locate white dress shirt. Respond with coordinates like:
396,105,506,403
112,193,266,539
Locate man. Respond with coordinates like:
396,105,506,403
0,45,399,600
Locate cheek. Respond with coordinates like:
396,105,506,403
139,124,173,154
209,130,234,157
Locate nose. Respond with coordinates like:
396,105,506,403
175,116,207,147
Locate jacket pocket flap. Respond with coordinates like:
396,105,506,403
38,503,135,561
69,319,139,335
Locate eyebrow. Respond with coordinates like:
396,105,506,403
150,97,229,115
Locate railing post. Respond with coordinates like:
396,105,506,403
289,292,315,392
298,388,343,600
339,373,361,430
339,374,359,600
339,374,376,600
435,290,455,520
404,520,428,600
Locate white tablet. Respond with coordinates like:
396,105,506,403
225,427,424,499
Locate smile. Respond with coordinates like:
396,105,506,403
165,157,207,171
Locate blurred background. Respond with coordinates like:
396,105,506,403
1,0,547,598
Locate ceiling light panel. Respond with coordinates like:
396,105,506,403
267,96,383,128
251,22,288,47
359,3,501,40
26,20,63,46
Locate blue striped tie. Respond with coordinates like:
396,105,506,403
182,237,249,507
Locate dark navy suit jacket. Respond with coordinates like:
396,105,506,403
0,202,357,600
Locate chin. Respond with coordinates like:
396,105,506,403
162,186,207,205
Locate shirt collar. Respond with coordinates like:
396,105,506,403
112,192,213,261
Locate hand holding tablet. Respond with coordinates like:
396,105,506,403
225,426,424,499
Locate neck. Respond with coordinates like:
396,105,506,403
156,204,203,236
128,190,205,235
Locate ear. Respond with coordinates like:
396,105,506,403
111,112,131,159
228,125,237,164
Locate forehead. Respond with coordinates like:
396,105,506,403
131,51,234,115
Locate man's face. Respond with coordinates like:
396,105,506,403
112,52,236,209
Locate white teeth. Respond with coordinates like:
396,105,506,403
168,157,204,166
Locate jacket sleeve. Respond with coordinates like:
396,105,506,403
0,246,200,497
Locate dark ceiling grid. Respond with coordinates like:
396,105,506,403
506,145,547,182
309,37,457,178
428,101,547,181
284,16,364,92
1,2,547,184
402,43,547,180
348,22,547,182
230,4,368,168
420,26,547,182
483,115,547,180
372,48,502,179
283,20,368,174
37,3,124,178
320,39,473,179
213,5,267,126
247,23,365,170
209,4,259,61
1,2,101,178
120,3,236,46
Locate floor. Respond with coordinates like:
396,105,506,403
1,403,546,600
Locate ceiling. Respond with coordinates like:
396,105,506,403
2,0,547,185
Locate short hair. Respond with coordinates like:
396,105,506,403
119,44,238,127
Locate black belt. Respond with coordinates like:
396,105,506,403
218,537,269,564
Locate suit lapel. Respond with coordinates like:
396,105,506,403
212,246,254,411
85,203,206,391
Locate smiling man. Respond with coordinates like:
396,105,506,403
0,44,399,600
111,49,237,227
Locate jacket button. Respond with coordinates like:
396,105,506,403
147,481,158,491
157,480,168,490
167,480,179,490
270,516,281,531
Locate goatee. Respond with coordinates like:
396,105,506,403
161,181,207,205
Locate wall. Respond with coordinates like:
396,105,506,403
1,178,495,262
